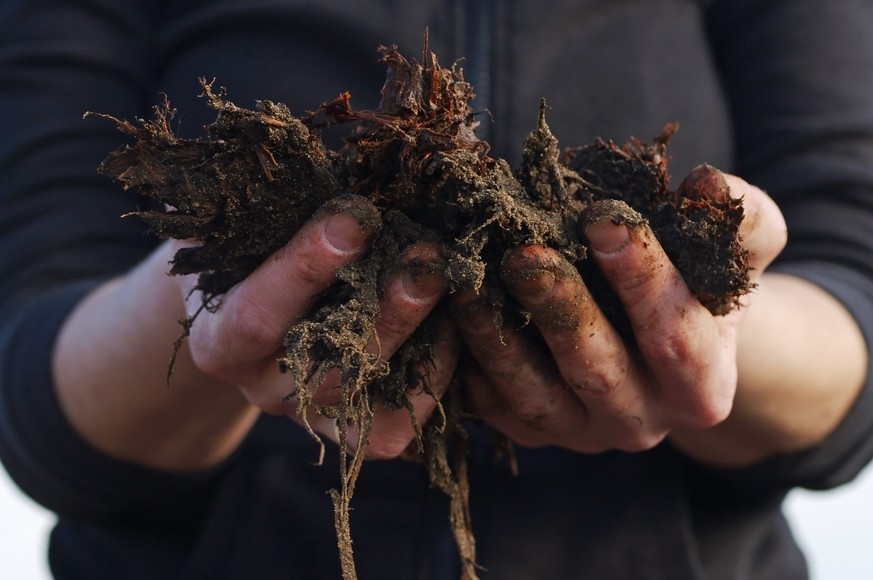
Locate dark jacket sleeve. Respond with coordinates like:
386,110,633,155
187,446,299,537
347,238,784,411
0,0,219,519
703,0,873,491
0,0,389,522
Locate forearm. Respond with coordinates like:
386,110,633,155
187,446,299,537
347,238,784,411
670,272,868,466
52,240,259,472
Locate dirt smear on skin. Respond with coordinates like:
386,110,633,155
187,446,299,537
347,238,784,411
89,41,750,580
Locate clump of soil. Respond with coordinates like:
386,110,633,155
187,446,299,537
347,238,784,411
90,43,749,580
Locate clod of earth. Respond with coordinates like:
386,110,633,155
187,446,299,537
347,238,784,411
89,43,750,580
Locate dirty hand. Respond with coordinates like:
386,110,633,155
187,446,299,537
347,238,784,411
177,196,456,459
452,170,787,453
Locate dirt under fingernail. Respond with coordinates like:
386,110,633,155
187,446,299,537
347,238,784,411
584,220,630,254
325,213,368,252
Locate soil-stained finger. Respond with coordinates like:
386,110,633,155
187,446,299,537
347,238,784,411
459,358,557,449
369,242,447,361
451,287,596,447
350,317,459,459
303,242,447,408
581,202,733,428
499,246,649,431
187,199,379,379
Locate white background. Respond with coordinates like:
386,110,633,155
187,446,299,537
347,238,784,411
2,464,873,579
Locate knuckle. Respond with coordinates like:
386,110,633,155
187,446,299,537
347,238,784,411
650,326,693,365
228,292,285,353
575,361,629,398
292,258,330,289
374,311,417,345
452,297,497,337
616,269,653,298
471,337,527,374
512,397,557,430
683,388,734,429
666,354,736,429
605,262,660,310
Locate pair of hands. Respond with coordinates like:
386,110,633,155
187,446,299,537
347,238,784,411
178,169,787,460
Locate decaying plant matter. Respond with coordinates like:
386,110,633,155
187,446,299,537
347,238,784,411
90,42,750,580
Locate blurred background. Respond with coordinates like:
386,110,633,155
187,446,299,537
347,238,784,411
2,463,872,579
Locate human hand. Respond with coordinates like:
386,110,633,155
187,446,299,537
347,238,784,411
177,196,457,459
452,167,787,453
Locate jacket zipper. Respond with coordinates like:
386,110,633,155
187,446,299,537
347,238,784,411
465,0,493,142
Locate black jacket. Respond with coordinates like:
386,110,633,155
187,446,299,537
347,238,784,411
3,1,873,578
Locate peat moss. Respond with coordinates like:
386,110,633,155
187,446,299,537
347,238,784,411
91,43,750,580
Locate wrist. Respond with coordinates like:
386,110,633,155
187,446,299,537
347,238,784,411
53,241,258,471
670,273,866,466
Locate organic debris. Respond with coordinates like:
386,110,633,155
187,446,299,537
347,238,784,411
91,42,749,580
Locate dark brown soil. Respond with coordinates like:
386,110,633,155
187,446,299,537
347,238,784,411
89,42,750,580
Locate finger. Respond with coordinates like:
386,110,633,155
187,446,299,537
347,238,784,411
581,201,733,428
722,174,787,272
184,197,379,380
499,247,660,447
351,317,459,459
457,320,654,453
308,241,447,406
676,166,787,274
371,242,447,359
232,241,447,416
460,358,556,449
451,287,599,449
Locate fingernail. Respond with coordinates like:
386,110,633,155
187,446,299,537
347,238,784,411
324,213,367,253
585,220,630,255
402,270,446,301
510,270,555,297
677,164,731,202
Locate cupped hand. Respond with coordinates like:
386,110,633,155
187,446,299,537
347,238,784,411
176,195,457,458
452,168,787,453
